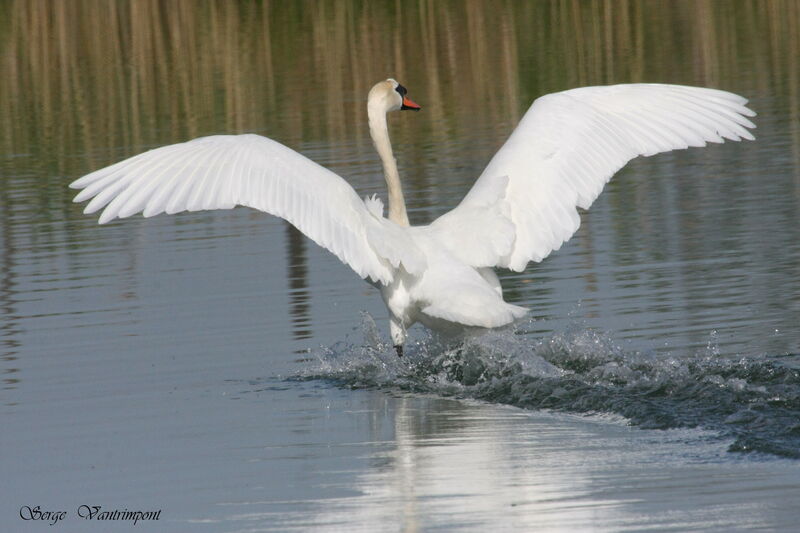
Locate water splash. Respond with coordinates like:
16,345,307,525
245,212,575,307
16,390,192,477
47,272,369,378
297,314,800,459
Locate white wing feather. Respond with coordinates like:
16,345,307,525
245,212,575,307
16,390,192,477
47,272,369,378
70,134,424,284
430,84,756,271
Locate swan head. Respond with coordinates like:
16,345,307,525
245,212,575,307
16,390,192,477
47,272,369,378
368,78,421,114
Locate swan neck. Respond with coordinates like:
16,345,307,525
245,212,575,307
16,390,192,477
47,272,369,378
368,105,409,226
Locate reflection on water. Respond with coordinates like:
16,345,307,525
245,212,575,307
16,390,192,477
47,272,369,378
0,190,21,394
286,223,312,341
317,397,781,532
2,1,800,530
3,0,800,177
215,377,799,532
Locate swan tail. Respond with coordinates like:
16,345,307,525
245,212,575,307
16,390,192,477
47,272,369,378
421,288,528,329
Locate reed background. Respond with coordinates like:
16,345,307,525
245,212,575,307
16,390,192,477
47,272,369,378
2,0,798,179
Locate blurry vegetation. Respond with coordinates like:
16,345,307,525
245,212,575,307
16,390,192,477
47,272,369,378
1,0,799,179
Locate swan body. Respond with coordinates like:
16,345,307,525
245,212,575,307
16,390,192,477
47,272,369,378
70,79,756,355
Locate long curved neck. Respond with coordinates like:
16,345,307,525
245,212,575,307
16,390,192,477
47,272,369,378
368,104,409,226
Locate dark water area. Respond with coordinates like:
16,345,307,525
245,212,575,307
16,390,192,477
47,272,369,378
302,316,800,459
3,1,800,531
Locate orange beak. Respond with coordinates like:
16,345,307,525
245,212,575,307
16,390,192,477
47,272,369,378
401,96,421,111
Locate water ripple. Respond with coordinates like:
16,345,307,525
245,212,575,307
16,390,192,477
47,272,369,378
297,314,800,459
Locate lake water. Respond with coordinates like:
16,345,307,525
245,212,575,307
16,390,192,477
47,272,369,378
2,1,800,531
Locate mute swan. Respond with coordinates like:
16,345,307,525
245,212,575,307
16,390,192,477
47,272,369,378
70,79,755,356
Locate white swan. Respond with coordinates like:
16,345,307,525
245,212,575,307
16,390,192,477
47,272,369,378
70,79,756,356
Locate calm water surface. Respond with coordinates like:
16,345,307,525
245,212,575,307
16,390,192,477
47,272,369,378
2,1,800,531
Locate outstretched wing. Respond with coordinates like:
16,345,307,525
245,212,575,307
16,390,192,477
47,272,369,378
70,134,424,284
429,84,756,271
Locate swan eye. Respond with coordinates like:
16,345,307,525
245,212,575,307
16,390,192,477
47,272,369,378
395,84,407,97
